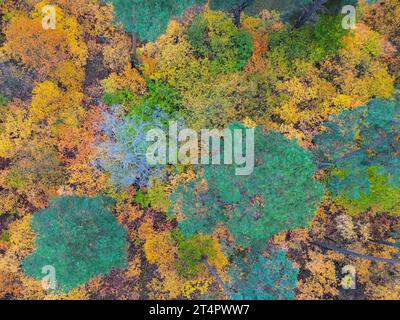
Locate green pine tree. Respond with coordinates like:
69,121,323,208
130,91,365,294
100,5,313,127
23,196,128,292
314,98,400,215
168,123,323,249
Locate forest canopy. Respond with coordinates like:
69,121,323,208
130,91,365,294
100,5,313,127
0,0,399,301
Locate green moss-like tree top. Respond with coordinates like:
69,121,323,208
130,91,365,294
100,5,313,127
168,123,323,249
22,196,128,292
314,98,400,215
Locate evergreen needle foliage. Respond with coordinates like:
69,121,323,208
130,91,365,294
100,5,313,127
314,98,400,215
169,123,324,249
23,196,128,292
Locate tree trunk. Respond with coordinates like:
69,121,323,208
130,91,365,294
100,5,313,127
131,6,137,66
369,239,400,248
233,8,241,26
201,256,232,297
311,241,400,265
295,0,329,28
232,0,255,27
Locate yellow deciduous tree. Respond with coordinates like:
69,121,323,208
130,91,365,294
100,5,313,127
3,2,87,81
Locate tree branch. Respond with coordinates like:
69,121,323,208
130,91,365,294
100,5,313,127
232,0,255,26
201,256,232,297
369,239,400,249
131,5,137,66
311,241,400,265
295,0,329,28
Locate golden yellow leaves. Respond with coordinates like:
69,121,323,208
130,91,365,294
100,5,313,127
0,215,37,299
51,61,85,91
31,81,85,131
125,257,142,280
181,278,213,298
103,33,133,72
143,230,177,270
0,101,32,159
0,2,94,217
139,218,228,299
7,214,36,257
3,15,69,79
2,2,89,142
276,74,336,125
336,24,395,103
102,64,147,95
3,2,87,80
139,218,182,299
58,107,111,196
297,250,340,300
